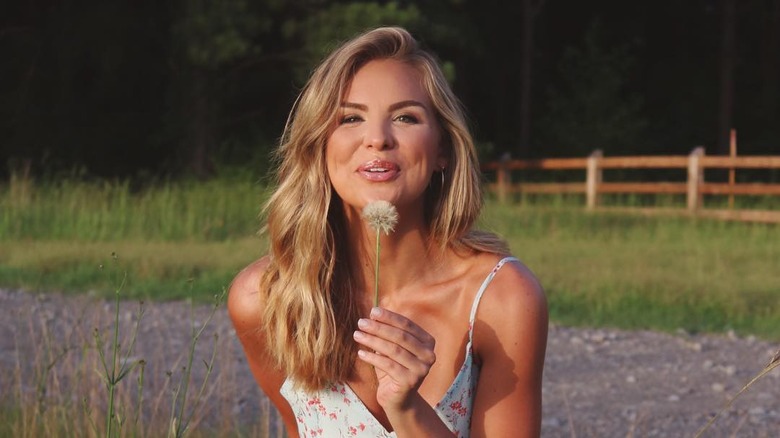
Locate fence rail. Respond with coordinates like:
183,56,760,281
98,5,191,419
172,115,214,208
482,146,780,224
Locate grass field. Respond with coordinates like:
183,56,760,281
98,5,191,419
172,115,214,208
2,176,779,437
2,177,779,338
482,202,780,338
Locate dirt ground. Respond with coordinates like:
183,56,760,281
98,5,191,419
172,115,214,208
1,288,778,437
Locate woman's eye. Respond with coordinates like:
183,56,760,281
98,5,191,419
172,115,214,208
340,115,362,124
395,114,419,124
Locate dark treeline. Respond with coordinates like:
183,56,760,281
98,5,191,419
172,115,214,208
1,0,778,180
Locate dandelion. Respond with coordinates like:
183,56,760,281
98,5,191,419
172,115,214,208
362,201,398,235
361,201,399,307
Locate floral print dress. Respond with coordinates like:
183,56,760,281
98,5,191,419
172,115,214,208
280,257,519,437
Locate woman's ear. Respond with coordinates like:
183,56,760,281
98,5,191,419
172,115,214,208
437,147,449,171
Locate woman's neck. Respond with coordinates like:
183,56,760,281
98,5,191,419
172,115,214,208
344,206,444,302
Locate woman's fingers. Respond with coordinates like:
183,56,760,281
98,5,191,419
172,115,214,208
369,307,435,346
353,307,436,375
355,349,422,386
353,328,433,375
355,339,434,394
354,307,438,409
356,311,434,361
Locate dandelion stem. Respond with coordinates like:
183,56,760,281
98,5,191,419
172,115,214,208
374,227,380,307
693,350,780,438
361,200,397,310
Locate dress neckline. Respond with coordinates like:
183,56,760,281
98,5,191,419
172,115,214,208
341,343,476,435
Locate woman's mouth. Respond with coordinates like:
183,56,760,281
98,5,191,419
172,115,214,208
358,160,400,182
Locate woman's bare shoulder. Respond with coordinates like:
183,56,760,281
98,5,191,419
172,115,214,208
471,252,547,352
478,253,544,308
227,256,271,331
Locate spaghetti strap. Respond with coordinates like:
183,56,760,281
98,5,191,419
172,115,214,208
467,256,518,343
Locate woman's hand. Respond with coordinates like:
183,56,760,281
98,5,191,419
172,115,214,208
353,307,436,411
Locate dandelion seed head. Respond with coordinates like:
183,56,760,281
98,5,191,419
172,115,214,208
362,200,399,235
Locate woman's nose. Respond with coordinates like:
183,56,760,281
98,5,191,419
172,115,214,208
364,120,394,150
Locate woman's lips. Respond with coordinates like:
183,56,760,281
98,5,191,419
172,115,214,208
357,160,400,182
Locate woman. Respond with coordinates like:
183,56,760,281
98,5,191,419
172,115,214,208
228,27,548,437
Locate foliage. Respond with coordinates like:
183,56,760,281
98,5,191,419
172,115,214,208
3,1,778,177
171,0,268,68
282,1,424,82
538,20,648,156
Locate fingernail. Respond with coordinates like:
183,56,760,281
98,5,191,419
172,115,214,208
353,330,364,340
370,307,381,318
357,318,369,329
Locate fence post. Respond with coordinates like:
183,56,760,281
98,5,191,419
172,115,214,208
687,146,705,212
497,153,511,204
586,149,603,210
728,129,737,209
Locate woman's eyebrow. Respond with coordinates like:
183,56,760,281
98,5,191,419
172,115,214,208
340,100,426,111
388,100,426,111
341,102,367,111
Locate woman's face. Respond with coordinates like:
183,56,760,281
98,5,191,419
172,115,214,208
326,59,446,217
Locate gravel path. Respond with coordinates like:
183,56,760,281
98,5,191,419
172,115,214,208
1,288,779,437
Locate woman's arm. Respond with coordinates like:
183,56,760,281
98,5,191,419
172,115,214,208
470,260,548,438
227,257,299,438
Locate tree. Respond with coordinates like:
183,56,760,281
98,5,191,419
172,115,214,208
282,1,424,80
716,0,736,155
169,0,270,178
538,20,647,157
518,0,548,159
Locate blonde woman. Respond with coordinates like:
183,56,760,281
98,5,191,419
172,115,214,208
228,27,548,437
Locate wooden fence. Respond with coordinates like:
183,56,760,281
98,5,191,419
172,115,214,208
482,146,780,224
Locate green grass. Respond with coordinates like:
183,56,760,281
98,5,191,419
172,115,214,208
480,202,780,338
0,239,265,301
2,177,779,338
1,175,268,300
1,175,267,240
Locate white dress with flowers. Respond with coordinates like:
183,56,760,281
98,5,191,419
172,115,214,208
279,257,519,437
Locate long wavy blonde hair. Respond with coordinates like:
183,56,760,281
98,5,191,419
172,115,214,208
261,27,508,391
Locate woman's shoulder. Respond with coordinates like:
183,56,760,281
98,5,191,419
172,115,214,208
227,256,271,331
469,252,547,340
474,253,543,302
